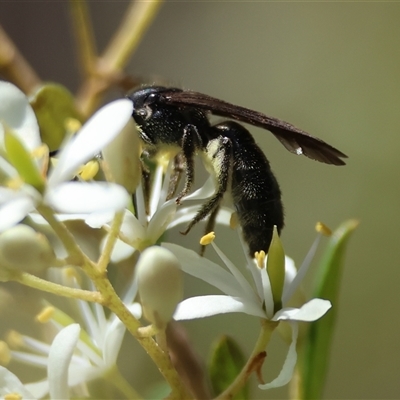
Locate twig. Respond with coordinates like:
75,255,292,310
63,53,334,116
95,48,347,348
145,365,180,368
0,24,41,94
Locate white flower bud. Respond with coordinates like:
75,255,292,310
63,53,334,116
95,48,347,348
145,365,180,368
102,118,141,194
0,224,55,273
136,246,183,329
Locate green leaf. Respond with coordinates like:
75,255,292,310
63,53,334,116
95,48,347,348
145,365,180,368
4,130,45,191
300,219,359,399
209,335,248,399
30,83,82,152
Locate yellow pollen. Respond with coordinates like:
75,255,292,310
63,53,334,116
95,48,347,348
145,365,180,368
64,267,81,285
229,212,239,229
65,117,82,135
255,250,266,269
200,232,215,246
155,149,177,172
79,160,99,181
31,144,48,159
35,306,55,323
6,331,23,349
315,222,332,236
5,393,22,400
0,341,11,365
5,177,24,190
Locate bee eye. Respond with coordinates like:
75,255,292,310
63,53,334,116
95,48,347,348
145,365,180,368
138,106,152,120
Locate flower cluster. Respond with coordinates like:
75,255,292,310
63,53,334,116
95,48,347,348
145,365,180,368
0,81,334,399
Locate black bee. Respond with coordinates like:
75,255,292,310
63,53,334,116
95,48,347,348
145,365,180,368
127,86,347,256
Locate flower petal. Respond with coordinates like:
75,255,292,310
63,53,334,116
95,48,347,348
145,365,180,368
147,200,177,243
174,295,265,320
211,241,260,304
25,379,49,399
259,322,298,390
169,205,232,229
181,176,216,201
0,81,41,152
48,323,81,400
163,243,252,300
117,209,146,241
103,318,126,366
273,299,331,322
49,99,133,185
283,236,321,305
0,191,35,232
108,236,136,263
0,366,37,399
45,182,128,213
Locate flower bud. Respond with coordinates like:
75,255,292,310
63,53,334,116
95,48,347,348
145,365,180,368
136,246,183,329
267,226,285,314
0,225,55,273
102,118,141,194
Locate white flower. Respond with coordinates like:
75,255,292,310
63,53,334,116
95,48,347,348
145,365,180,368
102,162,218,263
8,271,142,398
0,324,82,400
163,234,331,390
0,81,132,232
0,366,37,400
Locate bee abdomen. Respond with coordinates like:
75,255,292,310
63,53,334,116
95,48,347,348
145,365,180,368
231,146,284,256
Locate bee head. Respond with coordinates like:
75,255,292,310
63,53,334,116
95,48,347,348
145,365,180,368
128,86,209,147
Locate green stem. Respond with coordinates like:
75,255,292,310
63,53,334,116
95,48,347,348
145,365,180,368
69,0,98,75
38,205,87,265
75,0,163,117
93,276,191,399
11,271,102,303
38,203,188,397
101,0,163,70
215,319,279,400
97,211,124,274
0,24,41,94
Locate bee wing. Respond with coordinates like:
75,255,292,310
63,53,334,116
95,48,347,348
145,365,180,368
163,90,347,166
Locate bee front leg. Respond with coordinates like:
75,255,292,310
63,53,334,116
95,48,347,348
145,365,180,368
166,153,185,201
181,136,232,235
175,124,203,204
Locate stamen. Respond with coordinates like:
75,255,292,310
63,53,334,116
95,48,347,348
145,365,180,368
4,393,22,400
31,144,48,159
79,160,99,180
315,221,332,236
35,306,55,323
5,177,24,190
230,212,239,229
65,117,82,135
255,250,266,269
64,267,81,285
200,232,215,246
0,340,11,365
5,331,23,349
155,150,174,173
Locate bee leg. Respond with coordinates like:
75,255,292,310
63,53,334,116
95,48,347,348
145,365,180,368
181,136,232,235
166,153,185,201
200,204,220,256
176,124,203,204
141,162,152,215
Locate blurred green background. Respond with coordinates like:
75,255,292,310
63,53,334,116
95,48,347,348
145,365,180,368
1,2,399,399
